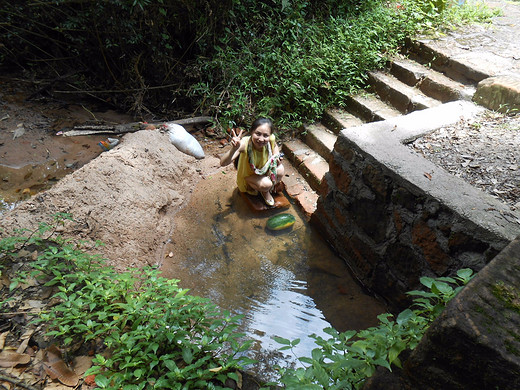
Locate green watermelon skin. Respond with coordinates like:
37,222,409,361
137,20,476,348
266,213,296,230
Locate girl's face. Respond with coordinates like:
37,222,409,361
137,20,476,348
251,123,272,150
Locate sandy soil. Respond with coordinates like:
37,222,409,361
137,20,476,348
0,77,231,271
1,129,231,270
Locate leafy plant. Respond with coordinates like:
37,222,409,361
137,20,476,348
272,268,475,389
1,215,255,389
0,0,499,128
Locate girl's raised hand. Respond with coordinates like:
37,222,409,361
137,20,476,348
230,128,244,149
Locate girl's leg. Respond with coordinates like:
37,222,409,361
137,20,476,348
245,174,275,205
275,163,285,184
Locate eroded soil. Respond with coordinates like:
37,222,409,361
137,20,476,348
0,77,238,388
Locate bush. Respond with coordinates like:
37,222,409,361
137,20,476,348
0,0,498,127
1,214,254,389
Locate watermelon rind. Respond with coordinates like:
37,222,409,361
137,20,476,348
266,213,296,231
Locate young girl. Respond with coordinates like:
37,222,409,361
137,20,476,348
220,117,284,206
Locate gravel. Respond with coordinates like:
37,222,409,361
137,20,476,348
408,110,520,211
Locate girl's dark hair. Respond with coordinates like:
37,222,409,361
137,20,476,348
233,117,273,169
250,117,273,133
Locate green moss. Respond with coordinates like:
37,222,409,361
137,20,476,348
505,339,520,357
492,282,520,315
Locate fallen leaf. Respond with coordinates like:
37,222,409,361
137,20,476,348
84,374,96,386
17,328,35,354
0,331,8,350
0,350,31,368
209,366,223,372
72,355,93,376
43,382,76,390
44,345,80,387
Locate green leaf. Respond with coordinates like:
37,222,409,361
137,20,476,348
149,342,159,354
272,336,291,345
374,357,392,371
419,276,435,288
182,348,193,364
396,309,414,325
311,348,323,362
313,364,330,387
388,341,406,364
456,268,474,283
164,359,177,371
95,374,110,388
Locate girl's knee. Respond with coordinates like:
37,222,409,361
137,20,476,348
257,177,274,192
245,175,273,192
276,164,285,179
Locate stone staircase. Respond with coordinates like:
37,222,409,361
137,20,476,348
281,39,482,217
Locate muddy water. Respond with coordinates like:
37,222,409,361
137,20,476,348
159,172,387,379
0,79,134,211
2,79,388,379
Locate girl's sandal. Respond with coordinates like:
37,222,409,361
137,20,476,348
261,191,275,206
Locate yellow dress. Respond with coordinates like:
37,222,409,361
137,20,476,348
236,135,276,195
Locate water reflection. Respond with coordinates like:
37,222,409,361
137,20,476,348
159,173,387,379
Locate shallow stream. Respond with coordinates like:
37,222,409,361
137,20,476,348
1,80,388,380
159,173,387,379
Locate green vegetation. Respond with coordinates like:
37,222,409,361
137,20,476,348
0,214,475,389
0,0,498,130
272,269,474,389
1,214,254,389
492,281,520,314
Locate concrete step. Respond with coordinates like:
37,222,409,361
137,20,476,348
389,56,475,102
322,107,365,134
280,156,319,217
404,37,490,85
345,92,402,122
282,139,329,194
368,70,442,114
303,122,337,161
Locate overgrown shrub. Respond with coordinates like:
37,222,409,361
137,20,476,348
271,269,475,389
0,0,498,128
1,214,253,389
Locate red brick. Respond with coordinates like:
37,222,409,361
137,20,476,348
412,220,450,274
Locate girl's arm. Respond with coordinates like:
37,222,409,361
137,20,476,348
220,134,246,166
220,143,243,166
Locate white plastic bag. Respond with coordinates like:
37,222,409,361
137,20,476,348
165,123,205,159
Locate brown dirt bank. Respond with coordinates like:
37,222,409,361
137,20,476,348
0,129,228,271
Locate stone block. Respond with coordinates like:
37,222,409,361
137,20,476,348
473,75,520,113
348,197,390,244
403,237,520,390
329,158,352,194
363,164,389,199
411,219,451,275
